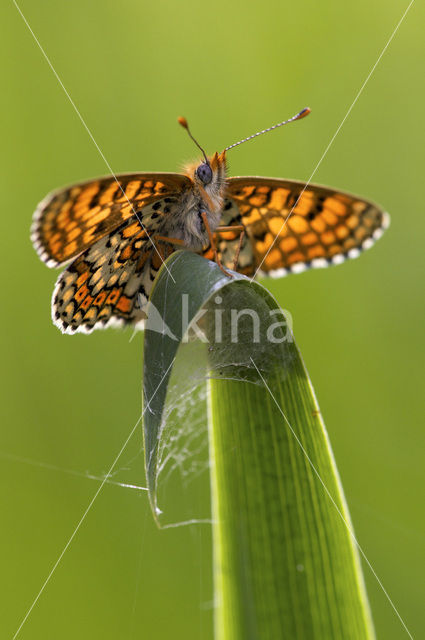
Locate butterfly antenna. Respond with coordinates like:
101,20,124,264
223,107,311,152
178,116,209,164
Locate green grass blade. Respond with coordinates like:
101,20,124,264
143,250,374,638
208,350,374,639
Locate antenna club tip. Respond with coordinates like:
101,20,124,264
177,116,188,129
297,107,311,120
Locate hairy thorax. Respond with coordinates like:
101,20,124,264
158,153,227,250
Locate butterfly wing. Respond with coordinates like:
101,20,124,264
52,197,180,334
31,172,191,267
223,177,389,276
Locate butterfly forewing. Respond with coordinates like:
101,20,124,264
31,172,191,268
226,177,389,276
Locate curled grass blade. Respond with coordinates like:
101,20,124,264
143,250,374,639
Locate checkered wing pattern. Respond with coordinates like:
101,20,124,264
31,173,190,267
224,177,389,276
51,198,181,334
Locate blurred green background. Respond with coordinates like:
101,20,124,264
2,0,424,637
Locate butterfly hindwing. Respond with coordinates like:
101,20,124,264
52,197,180,334
226,177,389,276
31,172,190,268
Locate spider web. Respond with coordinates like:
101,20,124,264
149,283,294,527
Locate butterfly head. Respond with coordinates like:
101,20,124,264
195,161,213,185
182,152,227,213
194,151,226,185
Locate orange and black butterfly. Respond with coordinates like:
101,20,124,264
31,108,389,334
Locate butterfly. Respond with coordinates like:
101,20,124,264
31,108,389,334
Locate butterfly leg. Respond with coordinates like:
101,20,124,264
154,235,186,247
152,235,186,263
232,230,245,271
201,212,232,277
215,225,246,271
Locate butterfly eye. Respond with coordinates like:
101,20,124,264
196,163,212,185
